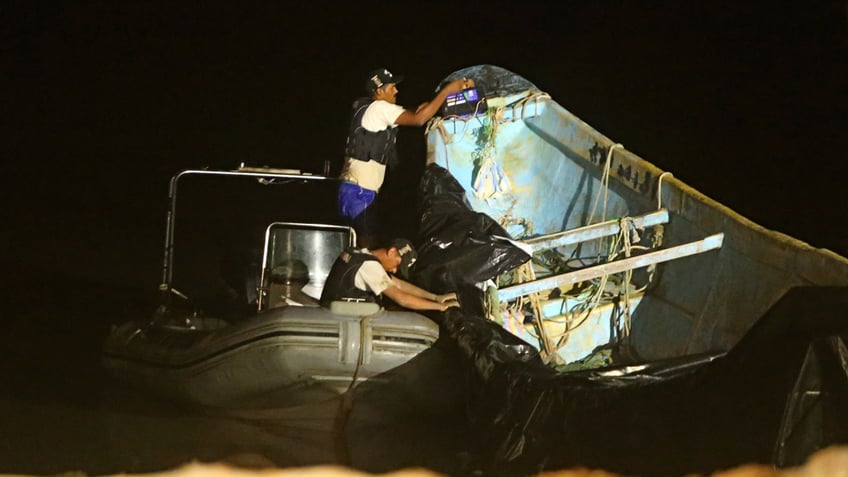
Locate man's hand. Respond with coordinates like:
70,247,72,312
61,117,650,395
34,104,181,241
397,77,477,127
435,292,457,304
444,77,475,95
436,292,459,311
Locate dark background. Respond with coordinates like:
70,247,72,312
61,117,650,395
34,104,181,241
2,1,848,474
6,1,848,286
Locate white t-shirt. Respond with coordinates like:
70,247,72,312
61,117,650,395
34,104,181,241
340,100,405,192
354,249,393,296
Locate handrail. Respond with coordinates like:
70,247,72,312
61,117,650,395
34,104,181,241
159,168,337,301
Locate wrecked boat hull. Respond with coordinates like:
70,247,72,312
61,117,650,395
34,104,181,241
393,64,848,474
426,64,848,364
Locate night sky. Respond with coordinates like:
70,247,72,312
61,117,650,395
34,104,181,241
5,1,848,288
2,1,848,474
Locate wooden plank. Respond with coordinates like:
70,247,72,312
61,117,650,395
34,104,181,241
524,209,669,253
498,233,724,302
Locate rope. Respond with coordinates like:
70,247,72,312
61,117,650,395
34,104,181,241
492,145,677,362
541,211,642,352
542,142,623,352
459,100,657,362
515,92,552,121
345,315,371,393
586,143,623,226
657,171,673,210
425,90,552,176
619,217,634,337
424,118,451,171
516,262,556,361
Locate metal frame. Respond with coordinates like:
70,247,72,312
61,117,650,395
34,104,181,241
158,168,336,299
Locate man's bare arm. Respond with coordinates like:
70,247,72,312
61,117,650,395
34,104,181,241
390,276,457,303
382,277,459,311
394,78,475,126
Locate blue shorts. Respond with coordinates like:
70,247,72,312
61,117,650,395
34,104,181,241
338,182,377,220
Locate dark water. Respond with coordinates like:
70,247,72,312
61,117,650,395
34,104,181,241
0,265,474,475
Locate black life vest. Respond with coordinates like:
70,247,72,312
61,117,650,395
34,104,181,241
344,98,399,168
319,248,383,308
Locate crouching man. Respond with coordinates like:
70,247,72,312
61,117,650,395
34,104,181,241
320,238,459,312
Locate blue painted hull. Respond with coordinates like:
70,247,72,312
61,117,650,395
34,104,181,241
426,65,848,364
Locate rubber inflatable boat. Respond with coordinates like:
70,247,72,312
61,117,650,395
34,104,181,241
102,168,439,408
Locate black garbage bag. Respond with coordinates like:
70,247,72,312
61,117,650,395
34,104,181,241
410,164,531,316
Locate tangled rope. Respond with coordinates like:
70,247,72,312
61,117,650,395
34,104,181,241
424,91,552,173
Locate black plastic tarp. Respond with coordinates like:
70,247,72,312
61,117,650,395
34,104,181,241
410,164,532,317
340,165,848,476
340,284,848,476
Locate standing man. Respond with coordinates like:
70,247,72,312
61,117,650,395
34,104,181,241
319,238,459,312
339,67,474,247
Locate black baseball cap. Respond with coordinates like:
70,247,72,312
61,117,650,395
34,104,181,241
365,68,404,93
389,238,417,279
